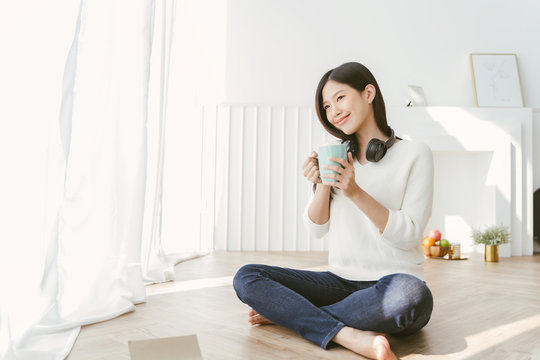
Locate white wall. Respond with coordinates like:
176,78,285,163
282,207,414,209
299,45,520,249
225,0,540,193
226,0,540,106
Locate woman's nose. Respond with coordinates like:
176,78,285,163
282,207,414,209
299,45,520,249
332,107,342,121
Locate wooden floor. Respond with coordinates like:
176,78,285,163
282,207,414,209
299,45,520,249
67,251,540,360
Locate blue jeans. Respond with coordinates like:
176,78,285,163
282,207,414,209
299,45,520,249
233,264,433,349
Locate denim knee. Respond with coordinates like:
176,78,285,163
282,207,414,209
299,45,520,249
233,264,261,303
380,273,433,334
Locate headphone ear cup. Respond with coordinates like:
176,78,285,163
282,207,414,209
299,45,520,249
365,139,387,162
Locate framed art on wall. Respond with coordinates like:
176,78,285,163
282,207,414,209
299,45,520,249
470,53,524,107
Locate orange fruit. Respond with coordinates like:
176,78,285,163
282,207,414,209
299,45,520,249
423,236,436,247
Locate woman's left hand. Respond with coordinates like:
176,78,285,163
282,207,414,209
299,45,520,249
321,152,360,198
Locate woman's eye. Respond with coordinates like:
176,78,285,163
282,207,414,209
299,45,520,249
324,105,330,110
337,95,344,102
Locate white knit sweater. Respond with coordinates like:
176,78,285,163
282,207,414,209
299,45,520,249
303,140,434,281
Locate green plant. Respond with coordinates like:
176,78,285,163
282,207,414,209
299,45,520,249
471,224,511,246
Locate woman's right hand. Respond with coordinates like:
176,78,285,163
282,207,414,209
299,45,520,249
302,151,322,184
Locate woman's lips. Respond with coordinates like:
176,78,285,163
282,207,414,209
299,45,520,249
336,114,349,126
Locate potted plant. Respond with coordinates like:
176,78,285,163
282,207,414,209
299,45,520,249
471,224,511,262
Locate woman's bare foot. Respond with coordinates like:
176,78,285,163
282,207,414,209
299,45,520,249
332,326,396,360
248,308,274,326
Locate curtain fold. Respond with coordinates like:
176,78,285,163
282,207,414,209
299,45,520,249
52,0,152,323
141,0,177,284
141,0,210,284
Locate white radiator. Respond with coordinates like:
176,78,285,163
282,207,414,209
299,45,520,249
201,105,334,251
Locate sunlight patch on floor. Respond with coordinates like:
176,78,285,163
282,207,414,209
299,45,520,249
145,265,329,297
452,313,540,359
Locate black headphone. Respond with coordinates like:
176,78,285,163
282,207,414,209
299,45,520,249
340,127,396,163
365,127,396,162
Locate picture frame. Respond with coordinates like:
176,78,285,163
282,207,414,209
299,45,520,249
470,53,524,107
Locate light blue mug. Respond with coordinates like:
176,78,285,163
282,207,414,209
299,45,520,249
317,144,347,182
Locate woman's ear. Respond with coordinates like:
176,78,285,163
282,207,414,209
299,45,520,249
364,84,376,104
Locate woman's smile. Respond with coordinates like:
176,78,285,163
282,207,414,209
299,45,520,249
336,113,350,126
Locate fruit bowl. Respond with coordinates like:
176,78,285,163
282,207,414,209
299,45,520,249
422,244,432,256
423,245,449,257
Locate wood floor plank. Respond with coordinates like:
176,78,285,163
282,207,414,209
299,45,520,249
67,251,540,359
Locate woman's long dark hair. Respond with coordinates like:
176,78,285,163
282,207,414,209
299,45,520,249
315,62,391,159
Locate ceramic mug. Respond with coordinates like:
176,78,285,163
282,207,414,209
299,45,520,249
317,144,347,183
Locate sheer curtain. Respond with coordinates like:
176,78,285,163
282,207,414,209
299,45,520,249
0,0,203,358
142,0,209,284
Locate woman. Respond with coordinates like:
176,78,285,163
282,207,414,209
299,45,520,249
233,62,434,360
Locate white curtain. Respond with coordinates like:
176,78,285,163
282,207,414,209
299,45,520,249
142,0,209,284
0,0,205,358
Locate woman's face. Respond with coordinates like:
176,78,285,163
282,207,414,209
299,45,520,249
321,80,374,135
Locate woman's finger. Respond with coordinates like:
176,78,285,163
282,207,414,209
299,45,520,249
307,167,319,182
301,156,314,170
321,172,338,180
347,151,354,164
302,152,319,171
328,156,349,169
303,162,314,177
302,158,315,172
323,165,343,173
306,166,316,179
311,167,322,184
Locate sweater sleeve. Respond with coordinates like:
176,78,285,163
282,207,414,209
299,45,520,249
303,195,330,239
379,143,434,250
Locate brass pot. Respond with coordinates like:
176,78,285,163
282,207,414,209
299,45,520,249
485,245,499,262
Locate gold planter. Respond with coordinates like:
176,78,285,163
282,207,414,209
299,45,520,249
485,245,499,262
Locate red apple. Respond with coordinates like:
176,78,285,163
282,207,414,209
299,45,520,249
428,229,441,242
